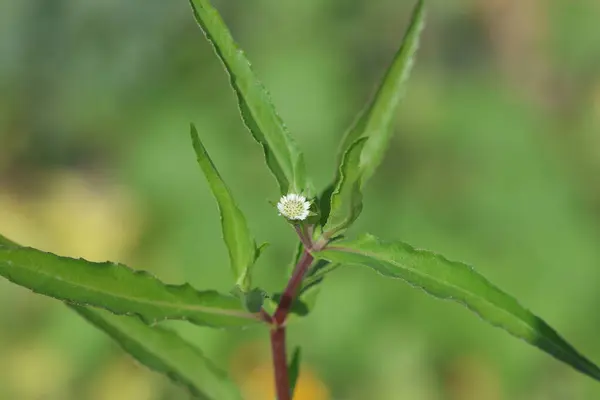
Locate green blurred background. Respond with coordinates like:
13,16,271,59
1,0,600,399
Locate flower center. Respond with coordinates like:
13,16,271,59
282,200,305,217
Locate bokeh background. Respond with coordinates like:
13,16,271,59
1,0,600,399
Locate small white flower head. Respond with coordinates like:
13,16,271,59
277,193,311,221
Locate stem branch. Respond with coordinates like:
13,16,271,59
294,224,312,250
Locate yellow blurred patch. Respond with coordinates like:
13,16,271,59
231,341,329,400
85,356,163,400
2,339,71,399
0,170,142,261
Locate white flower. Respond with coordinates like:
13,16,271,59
277,193,311,221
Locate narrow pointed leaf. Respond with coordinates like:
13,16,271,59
288,346,302,397
300,260,341,294
324,138,368,236
1,235,243,399
188,0,306,194
191,124,256,290
338,0,425,184
71,305,242,400
287,259,341,318
315,234,600,381
0,246,259,327
254,242,270,262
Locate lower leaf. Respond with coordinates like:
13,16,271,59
0,243,259,328
71,306,242,400
315,233,600,382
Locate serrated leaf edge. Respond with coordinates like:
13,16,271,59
0,246,259,327
320,235,600,380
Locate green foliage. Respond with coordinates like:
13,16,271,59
190,124,256,291
323,138,368,237
288,347,302,397
320,0,424,225
0,246,258,328
337,0,425,185
1,0,599,398
71,306,242,400
314,234,600,381
1,235,243,399
236,287,266,313
188,0,307,195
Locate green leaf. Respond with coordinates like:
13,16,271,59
254,242,270,262
287,241,304,277
323,138,368,237
1,236,243,399
188,0,306,194
300,260,341,294
315,234,600,381
338,0,425,184
288,347,301,398
190,124,256,291
71,305,242,400
231,286,266,314
270,292,310,318
0,234,18,248
317,184,336,227
0,246,259,328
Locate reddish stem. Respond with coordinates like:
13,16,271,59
259,308,273,324
269,225,319,399
270,326,290,400
294,224,312,250
273,250,314,325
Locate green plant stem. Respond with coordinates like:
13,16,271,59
270,325,290,400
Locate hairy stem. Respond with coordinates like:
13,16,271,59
270,326,290,400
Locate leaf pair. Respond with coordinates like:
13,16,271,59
0,235,245,398
189,0,424,279
188,0,307,196
321,0,426,238
71,306,242,399
188,0,318,304
296,0,426,319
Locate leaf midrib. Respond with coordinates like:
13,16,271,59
323,244,596,373
0,255,256,321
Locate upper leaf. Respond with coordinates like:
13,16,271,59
71,306,242,400
314,234,600,382
190,124,256,291
323,137,368,237
188,0,307,194
0,245,259,328
338,0,425,185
